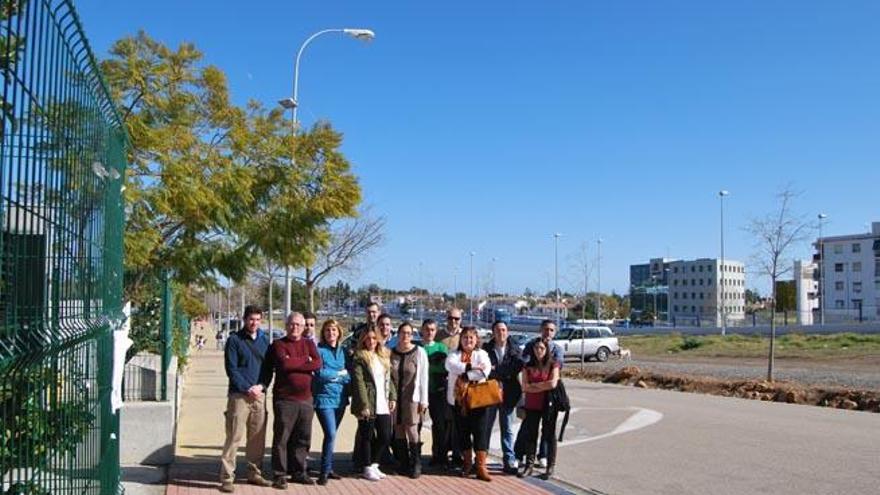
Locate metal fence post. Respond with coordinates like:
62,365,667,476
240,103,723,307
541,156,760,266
161,270,173,401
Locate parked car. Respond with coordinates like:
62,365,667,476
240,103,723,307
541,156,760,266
556,325,620,362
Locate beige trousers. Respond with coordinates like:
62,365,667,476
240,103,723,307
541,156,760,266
219,393,267,482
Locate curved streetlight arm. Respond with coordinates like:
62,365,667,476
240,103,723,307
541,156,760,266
292,28,375,124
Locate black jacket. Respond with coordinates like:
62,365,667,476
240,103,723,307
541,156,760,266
482,338,524,409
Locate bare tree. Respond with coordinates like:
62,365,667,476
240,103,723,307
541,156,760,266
566,242,593,321
250,258,285,337
295,212,386,312
745,187,813,381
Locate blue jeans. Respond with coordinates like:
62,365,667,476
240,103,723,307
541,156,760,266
315,406,346,474
488,405,516,466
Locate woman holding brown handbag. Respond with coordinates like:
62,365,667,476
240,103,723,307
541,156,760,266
445,326,494,481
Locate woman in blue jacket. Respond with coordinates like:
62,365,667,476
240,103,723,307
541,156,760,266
313,319,351,485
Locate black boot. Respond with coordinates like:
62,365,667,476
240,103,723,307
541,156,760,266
540,464,554,480
517,456,534,478
409,442,423,479
392,438,410,475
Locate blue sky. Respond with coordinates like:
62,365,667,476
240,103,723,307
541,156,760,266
77,0,880,296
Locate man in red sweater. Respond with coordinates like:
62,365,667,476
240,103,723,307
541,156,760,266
261,312,322,487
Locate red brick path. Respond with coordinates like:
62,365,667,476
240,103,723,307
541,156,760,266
166,462,565,495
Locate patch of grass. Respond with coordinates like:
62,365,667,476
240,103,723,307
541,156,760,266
620,332,880,359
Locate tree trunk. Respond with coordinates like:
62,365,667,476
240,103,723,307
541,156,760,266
306,266,315,313
268,275,274,340
767,277,777,382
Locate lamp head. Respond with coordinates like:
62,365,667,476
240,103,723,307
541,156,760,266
343,28,375,42
719,190,730,197
818,213,828,220
278,97,298,109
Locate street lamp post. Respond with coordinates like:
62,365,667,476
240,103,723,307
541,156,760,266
818,213,828,325
596,238,602,322
554,233,562,327
469,252,475,325
280,27,375,319
719,190,729,335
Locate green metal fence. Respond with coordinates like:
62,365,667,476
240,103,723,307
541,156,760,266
0,1,127,495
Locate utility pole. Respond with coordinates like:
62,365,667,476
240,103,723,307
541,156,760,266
719,190,730,335
469,252,475,325
554,234,562,327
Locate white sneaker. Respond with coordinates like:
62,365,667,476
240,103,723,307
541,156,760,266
362,465,381,481
536,457,547,468
372,464,387,479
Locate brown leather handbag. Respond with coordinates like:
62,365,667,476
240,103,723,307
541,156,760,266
464,378,503,410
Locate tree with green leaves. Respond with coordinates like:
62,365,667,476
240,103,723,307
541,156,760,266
100,31,361,311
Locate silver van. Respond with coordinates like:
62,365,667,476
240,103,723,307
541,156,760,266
556,325,620,362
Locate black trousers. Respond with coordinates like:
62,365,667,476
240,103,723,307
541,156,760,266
515,408,558,465
355,414,392,466
428,391,450,462
455,405,489,452
271,399,313,477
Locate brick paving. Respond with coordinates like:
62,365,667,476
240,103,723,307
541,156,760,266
168,346,575,495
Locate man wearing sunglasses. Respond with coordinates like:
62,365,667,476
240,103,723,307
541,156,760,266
435,308,464,470
437,308,463,351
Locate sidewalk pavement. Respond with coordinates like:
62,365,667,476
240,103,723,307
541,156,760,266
167,347,582,495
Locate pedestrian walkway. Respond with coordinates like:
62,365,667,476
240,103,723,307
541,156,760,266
167,347,581,495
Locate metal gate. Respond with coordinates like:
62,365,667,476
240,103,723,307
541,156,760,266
0,1,127,495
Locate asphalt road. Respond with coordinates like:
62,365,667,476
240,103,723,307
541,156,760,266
488,379,880,495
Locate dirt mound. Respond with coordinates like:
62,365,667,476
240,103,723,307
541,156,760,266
564,367,880,413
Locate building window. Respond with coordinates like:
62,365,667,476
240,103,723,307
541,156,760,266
683,279,688,286
834,244,843,254
699,266,704,272
835,263,844,272
853,262,861,272
708,279,712,286
674,305,679,312
835,281,844,291
673,280,678,286
835,300,845,309
852,243,861,253
708,265,713,272
875,280,880,291
853,282,862,294
682,293,687,299
674,267,678,273
699,279,704,286
691,306,696,313
700,293,704,299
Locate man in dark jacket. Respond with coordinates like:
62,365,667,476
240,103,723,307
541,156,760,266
219,305,272,493
483,320,524,474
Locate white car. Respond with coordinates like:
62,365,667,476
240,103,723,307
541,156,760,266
556,325,620,362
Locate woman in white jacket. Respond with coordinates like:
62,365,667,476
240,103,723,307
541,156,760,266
445,325,494,481
390,322,429,478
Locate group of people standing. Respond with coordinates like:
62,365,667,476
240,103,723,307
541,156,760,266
218,303,565,492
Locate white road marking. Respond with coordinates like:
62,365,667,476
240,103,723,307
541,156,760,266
487,406,663,452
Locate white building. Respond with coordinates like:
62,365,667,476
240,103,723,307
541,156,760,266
794,260,819,325
815,221,880,322
668,258,746,327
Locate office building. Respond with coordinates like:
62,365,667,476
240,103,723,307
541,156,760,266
629,258,674,321
668,258,746,327
815,221,880,322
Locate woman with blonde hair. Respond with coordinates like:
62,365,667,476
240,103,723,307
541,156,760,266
445,325,494,481
350,328,397,481
312,319,350,485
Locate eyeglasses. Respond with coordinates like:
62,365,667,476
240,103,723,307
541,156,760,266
447,317,461,321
